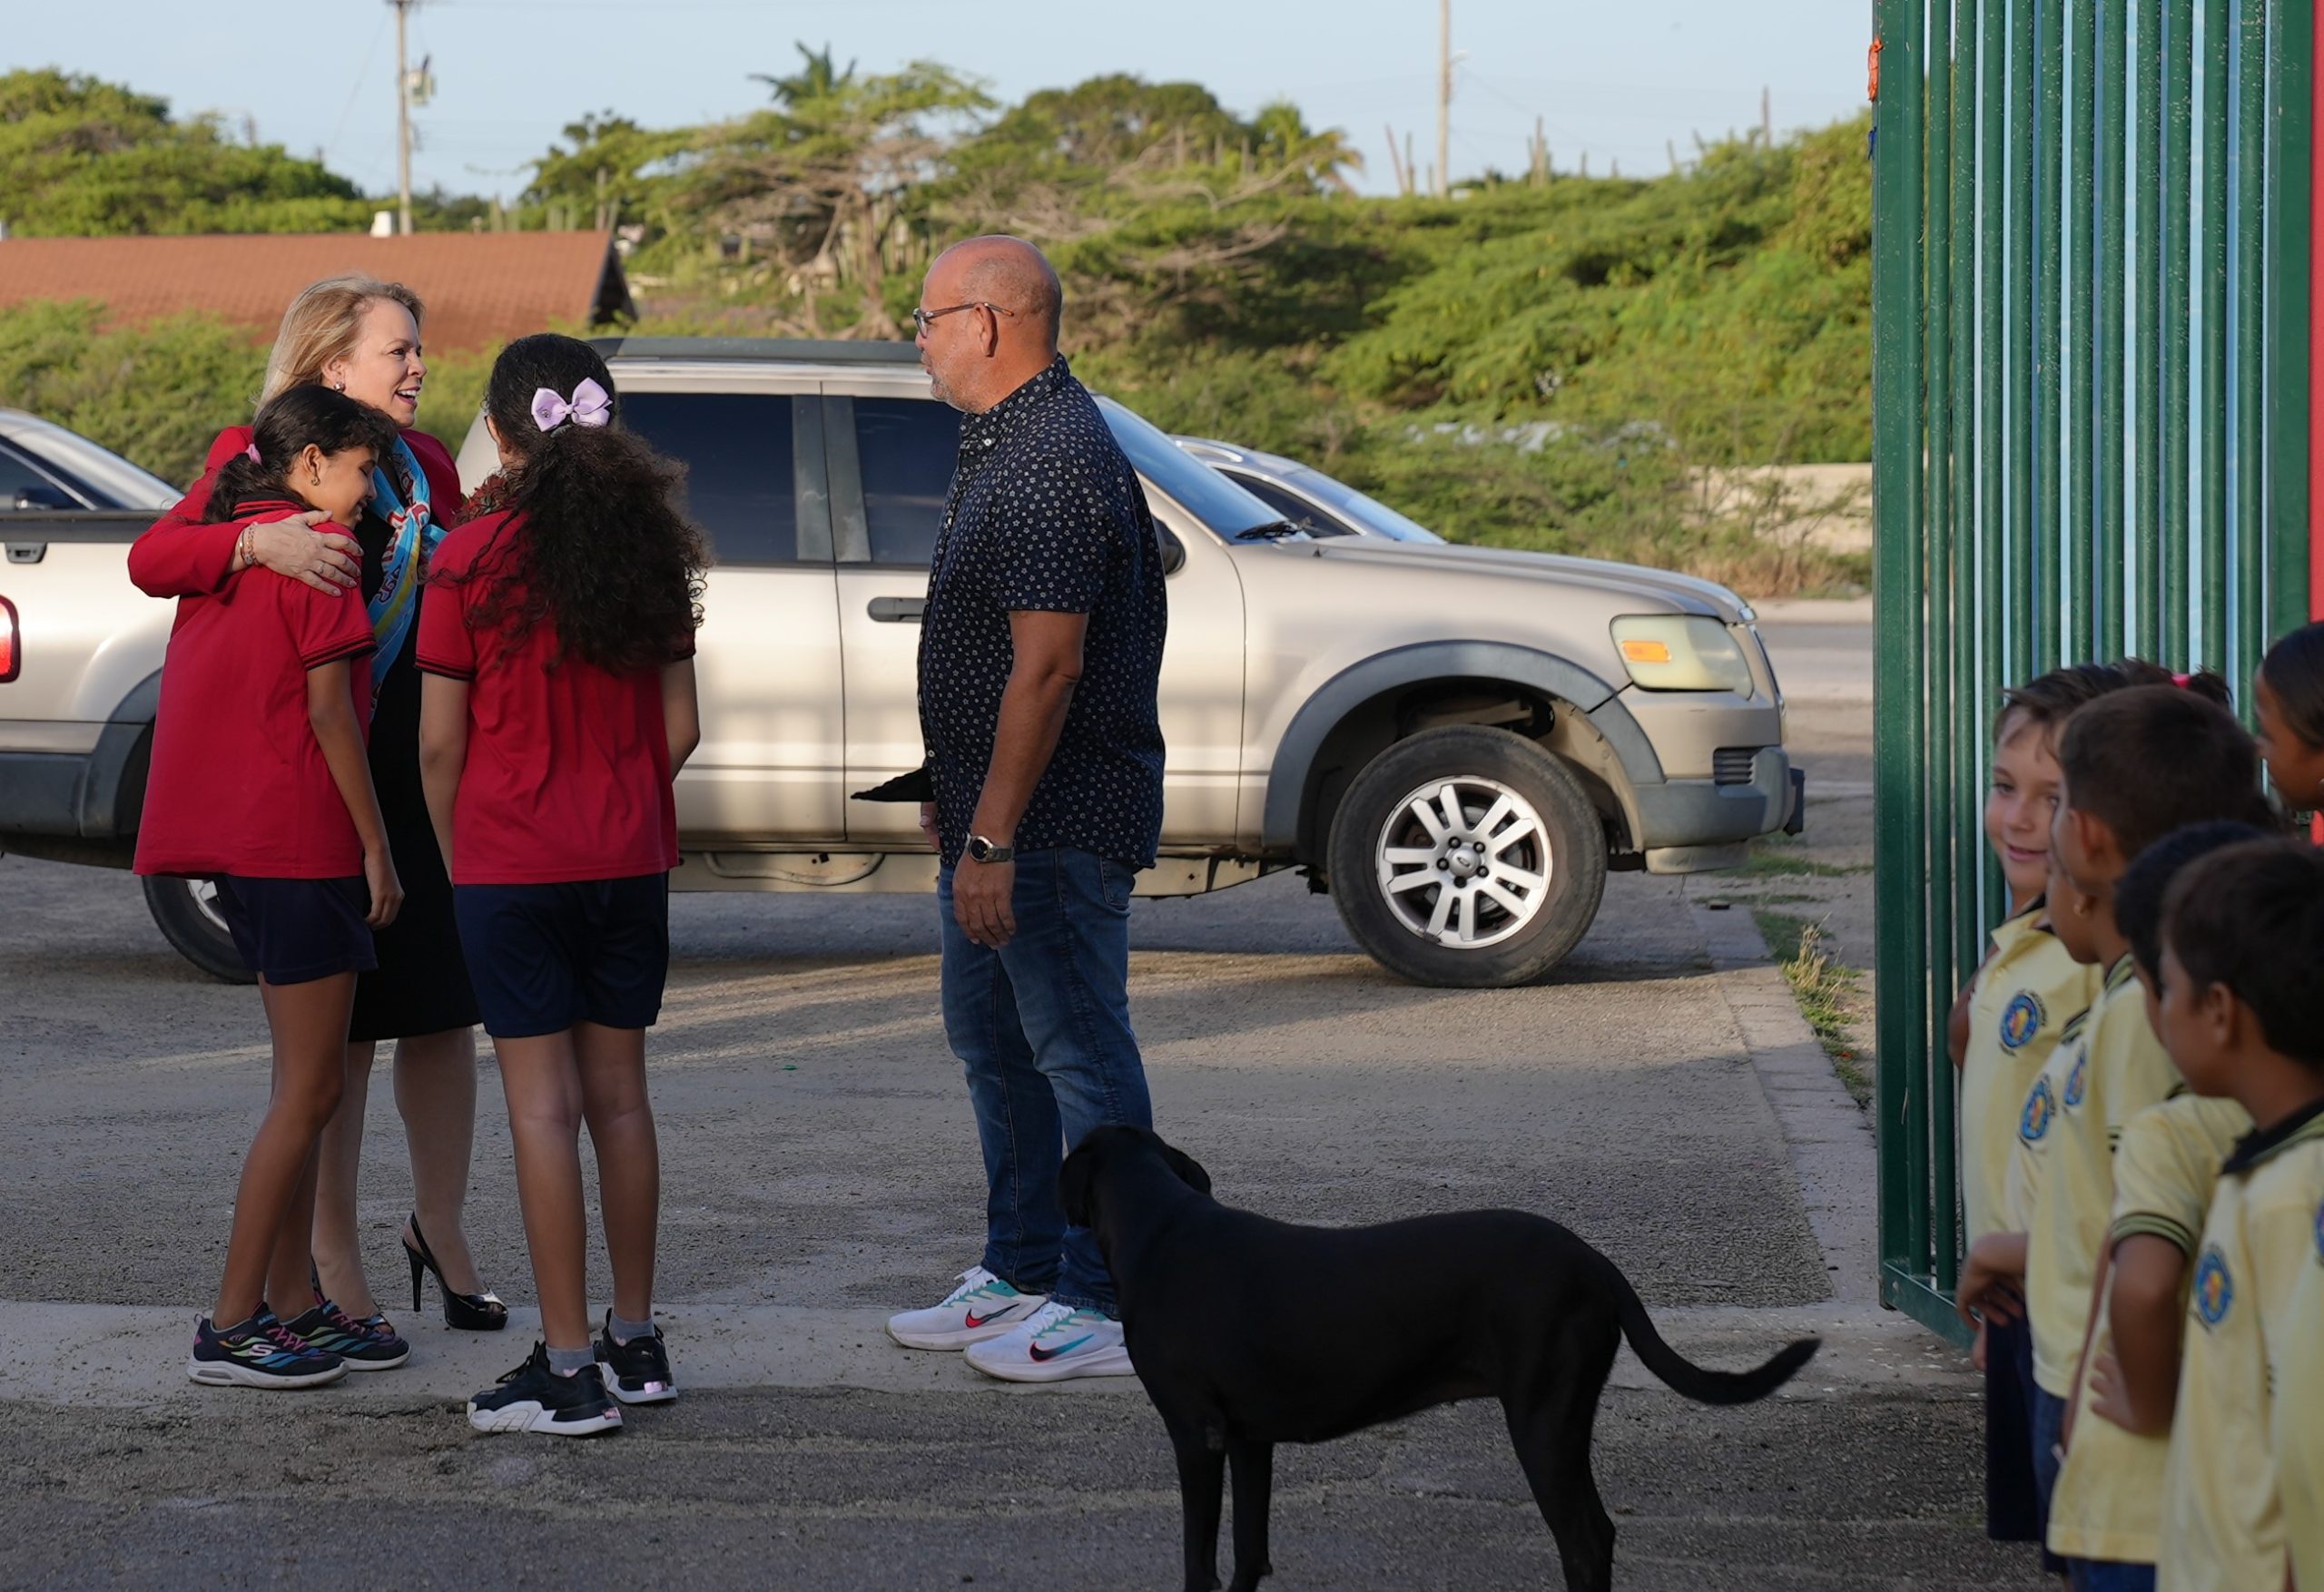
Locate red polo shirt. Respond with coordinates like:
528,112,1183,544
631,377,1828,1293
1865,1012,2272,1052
415,511,688,886
133,500,377,880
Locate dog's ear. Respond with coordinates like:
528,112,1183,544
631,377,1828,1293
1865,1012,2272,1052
1160,1141,1213,1196
1059,1143,1098,1227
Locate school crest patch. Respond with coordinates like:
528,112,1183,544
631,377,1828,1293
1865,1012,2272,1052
2063,1046,2089,1110
1999,991,2046,1051
2020,1076,2056,1145
2194,1245,2234,1329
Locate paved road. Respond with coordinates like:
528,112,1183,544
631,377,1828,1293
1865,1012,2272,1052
0,606,2036,1590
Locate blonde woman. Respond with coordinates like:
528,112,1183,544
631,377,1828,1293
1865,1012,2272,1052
132,274,507,1363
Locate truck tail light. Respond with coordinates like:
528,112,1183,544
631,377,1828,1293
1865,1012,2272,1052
0,595,16,683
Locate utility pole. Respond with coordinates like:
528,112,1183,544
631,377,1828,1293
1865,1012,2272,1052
1385,123,1410,196
1761,85,1772,147
1435,0,1452,198
391,0,414,235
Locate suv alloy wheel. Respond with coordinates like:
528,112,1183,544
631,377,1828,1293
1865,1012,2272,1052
1325,726,1608,988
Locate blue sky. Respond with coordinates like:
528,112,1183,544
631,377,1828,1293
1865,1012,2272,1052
13,1,1873,201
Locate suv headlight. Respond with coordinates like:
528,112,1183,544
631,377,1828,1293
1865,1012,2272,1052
1610,615,1755,693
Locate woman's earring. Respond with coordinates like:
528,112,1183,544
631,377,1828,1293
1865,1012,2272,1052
333,378,345,392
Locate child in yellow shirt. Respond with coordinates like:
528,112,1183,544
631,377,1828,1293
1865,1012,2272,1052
2029,682,2267,1567
2153,840,2324,1592
1948,663,2171,1556
2046,823,2262,1588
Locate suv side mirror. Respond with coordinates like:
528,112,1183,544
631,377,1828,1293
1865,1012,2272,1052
1157,524,1187,576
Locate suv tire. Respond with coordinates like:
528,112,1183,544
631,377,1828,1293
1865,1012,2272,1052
1326,726,1608,988
143,875,254,985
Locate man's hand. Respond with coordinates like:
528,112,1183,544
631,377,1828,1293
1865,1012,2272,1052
952,856,1017,948
919,801,940,850
251,512,360,592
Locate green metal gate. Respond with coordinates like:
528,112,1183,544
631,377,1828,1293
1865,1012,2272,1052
1869,0,2315,1339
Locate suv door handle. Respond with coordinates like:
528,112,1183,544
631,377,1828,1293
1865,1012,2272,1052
868,596,926,624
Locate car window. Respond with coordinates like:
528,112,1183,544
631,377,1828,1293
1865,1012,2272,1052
1293,470,1445,544
618,392,799,564
1220,471,1357,537
0,439,86,510
854,397,960,565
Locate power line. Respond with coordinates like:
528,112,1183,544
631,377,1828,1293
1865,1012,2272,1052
323,9,391,161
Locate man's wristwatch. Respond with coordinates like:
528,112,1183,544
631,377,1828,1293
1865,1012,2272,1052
965,834,1015,864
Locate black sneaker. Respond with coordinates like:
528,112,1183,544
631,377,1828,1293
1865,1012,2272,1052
187,1312,347,1389
595,1311,678,1405
468,1343,622,1437
282,1301,411,1371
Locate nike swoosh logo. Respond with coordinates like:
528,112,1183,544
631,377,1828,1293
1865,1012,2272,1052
1028,1334,1092,1363
963,1307,1015,1329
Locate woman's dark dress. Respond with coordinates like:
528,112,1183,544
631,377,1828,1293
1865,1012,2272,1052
349,502,478,1043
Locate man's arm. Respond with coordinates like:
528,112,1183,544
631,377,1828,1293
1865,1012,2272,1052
950,608,1087,949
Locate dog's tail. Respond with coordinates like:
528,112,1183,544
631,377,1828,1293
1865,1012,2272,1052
1598,1253,1820,1406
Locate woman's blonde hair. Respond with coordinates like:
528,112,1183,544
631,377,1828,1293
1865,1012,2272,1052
259,274,426,405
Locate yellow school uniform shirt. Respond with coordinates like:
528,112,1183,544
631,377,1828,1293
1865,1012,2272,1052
1964,911,2102,1247
2005,1007,2093,1236
2048,1095,2251,1565
2159,1103,2324,1592
2028,957,2181,1395
2276,1179,2324,1592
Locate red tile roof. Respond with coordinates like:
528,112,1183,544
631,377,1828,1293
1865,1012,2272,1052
0,231,631,351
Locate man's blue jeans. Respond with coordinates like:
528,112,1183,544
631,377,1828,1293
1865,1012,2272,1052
937,848,1152,1314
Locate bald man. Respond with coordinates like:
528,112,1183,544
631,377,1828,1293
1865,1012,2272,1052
883,236,1168,1383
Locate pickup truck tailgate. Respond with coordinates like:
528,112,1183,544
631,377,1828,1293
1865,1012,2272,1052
0,516,171,751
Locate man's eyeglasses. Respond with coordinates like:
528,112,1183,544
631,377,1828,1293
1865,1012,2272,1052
911,301,1019,336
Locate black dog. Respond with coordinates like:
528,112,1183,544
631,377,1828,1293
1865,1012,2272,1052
1059,1125,1820,1592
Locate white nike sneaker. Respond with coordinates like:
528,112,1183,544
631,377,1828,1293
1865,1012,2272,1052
886,1267,1049,1351
963,1300,1134,1383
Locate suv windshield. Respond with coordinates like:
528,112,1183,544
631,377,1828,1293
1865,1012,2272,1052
1291,469,1443,544
1097,397,1286,540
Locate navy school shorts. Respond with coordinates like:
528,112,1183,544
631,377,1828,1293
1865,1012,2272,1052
452,873,670,1039
210,875,377,985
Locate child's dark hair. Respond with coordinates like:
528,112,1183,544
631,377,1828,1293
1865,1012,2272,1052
2115,821,2266,983
2163,838,2324,1069
458,333,705,673
1996,658,2231,748
2055,685,2275,860
202,386,399,522
2259,622,2324,752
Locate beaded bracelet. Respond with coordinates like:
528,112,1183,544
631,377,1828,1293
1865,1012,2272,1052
235,525,256,571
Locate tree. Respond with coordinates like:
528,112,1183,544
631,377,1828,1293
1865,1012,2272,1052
0,68,369,235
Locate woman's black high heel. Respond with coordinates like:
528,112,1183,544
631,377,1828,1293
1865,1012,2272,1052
403,1212,508,1332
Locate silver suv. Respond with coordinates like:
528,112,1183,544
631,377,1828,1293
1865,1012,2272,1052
0,339,1799,988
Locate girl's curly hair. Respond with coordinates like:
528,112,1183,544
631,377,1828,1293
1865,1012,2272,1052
202,386,399,523
452,334,706,674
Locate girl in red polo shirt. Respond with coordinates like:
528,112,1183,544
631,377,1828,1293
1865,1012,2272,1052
418,334,704,1437
135,386,408,1389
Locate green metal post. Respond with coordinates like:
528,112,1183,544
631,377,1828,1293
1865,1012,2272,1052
1927,0,1961,1291
2136,0,2165,653
2068,0,2098,663
2163,0,2195,663
1982,0,2010,930
2037,0,2067,672
2097,0,2129,660
1955,0,1986,987
1873,0,1929,1322
2267,0,2315,639
2231,0,2266,683
2012,0,2038,679
2201,0,2231,673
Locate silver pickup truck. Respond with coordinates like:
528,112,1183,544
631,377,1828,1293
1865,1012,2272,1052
0,339,1799,988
